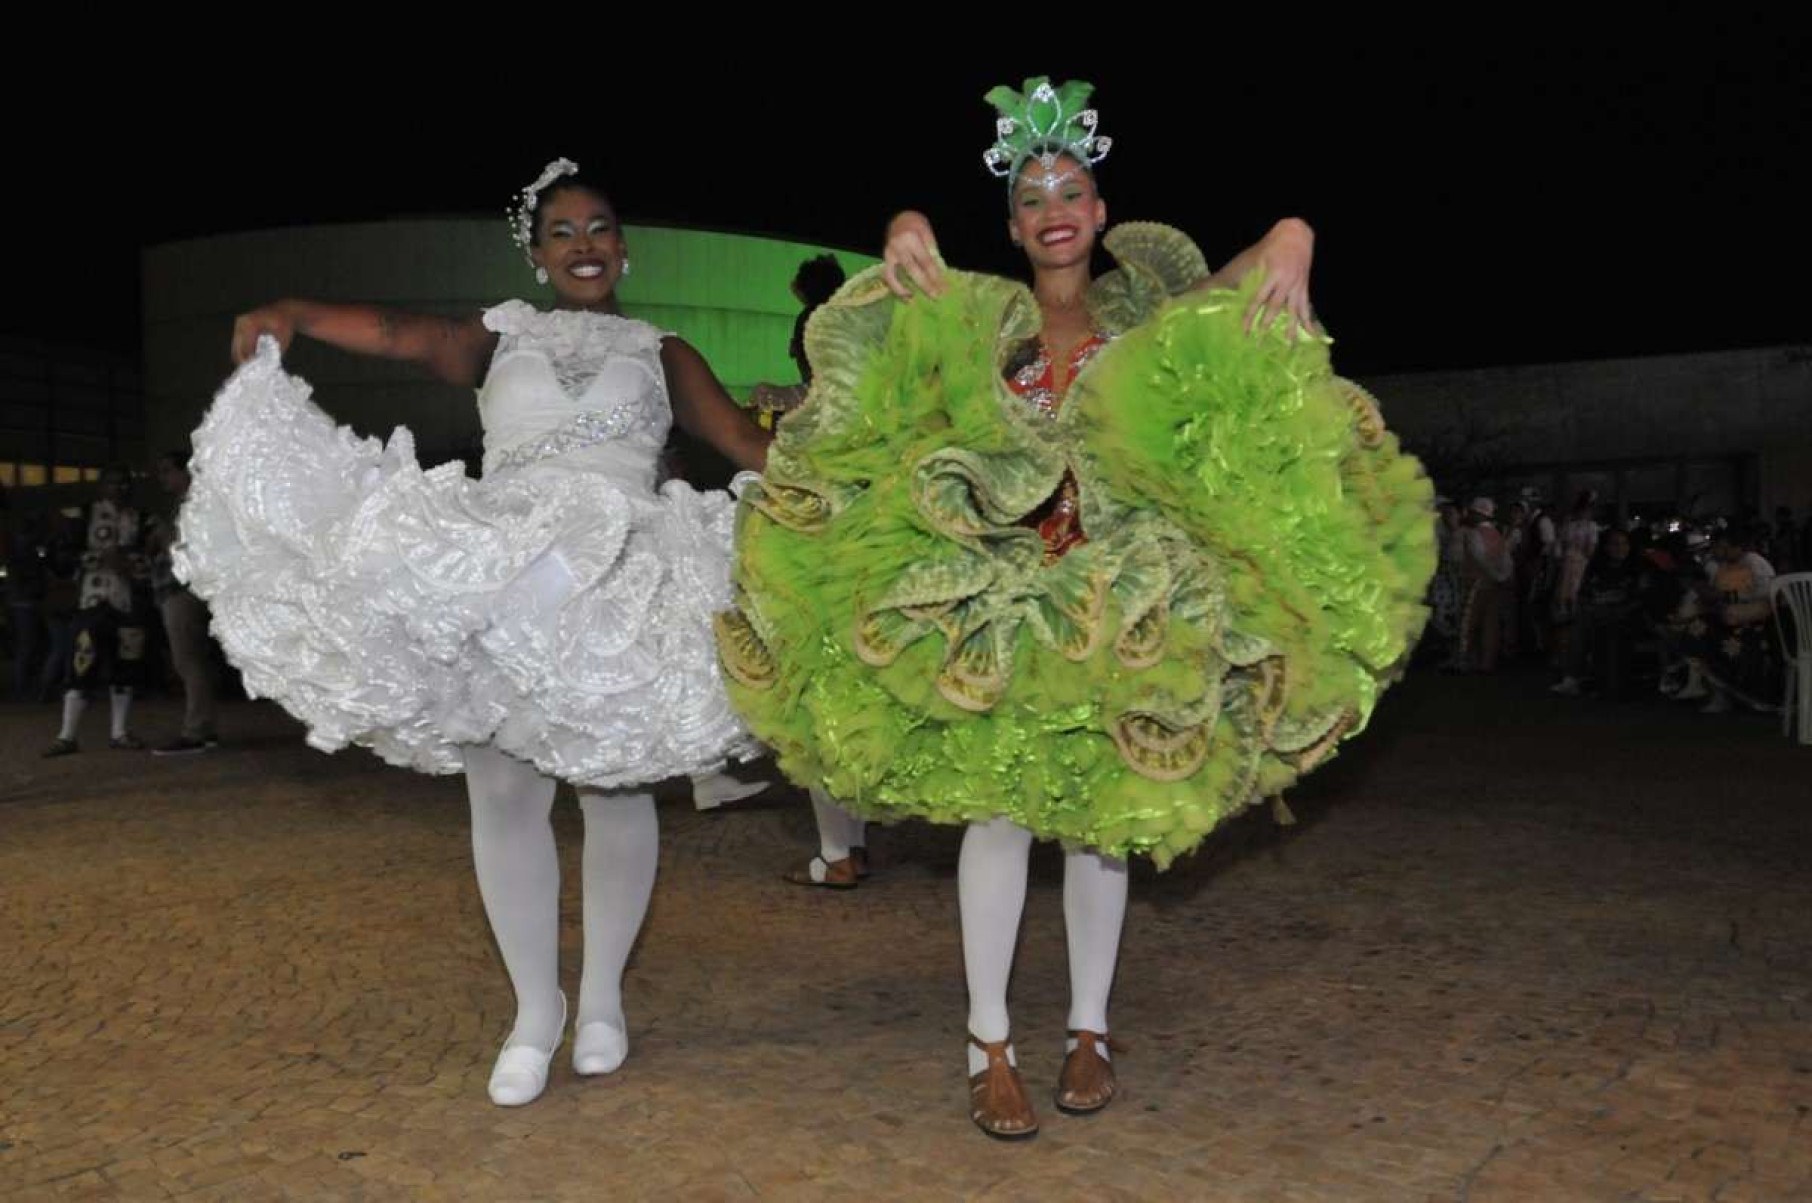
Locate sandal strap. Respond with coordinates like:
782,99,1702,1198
968,1033,1014,1069
1067,1029,1127,1055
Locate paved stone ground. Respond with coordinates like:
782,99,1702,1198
2,670,1808,1201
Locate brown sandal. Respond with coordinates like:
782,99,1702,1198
968,1035,1039,1140
781,854,860,889
1055,1030,1122,1115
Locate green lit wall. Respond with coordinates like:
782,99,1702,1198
613,226,873,397
142,220,874,467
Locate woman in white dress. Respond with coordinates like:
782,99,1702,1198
177,159,769,1106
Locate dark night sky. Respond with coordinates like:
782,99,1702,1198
5,28,1803,377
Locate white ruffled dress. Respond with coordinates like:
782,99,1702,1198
174,301,757,788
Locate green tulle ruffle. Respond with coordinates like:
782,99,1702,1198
718,224,1435,866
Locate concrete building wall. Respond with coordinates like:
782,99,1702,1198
1363,344,1812,520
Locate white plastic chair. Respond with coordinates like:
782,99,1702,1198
1772,572,1812,745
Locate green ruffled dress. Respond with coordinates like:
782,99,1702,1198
717,224,1435,866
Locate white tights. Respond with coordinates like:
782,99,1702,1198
959,816,1127,1072
809,786,866,862
463,744,657,1055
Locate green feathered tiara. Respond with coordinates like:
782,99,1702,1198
981,76,1113,184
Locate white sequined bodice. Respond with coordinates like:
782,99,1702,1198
479,301,671,479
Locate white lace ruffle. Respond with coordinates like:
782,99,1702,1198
483,301,665,395
173,338,757,788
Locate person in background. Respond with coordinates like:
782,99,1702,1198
1550,527,1647,698
43,466,151,755
1520,488,1559,656
148,451,219,755
1677,524,1778,713
1428,497,1465,656
1453,498,1513,673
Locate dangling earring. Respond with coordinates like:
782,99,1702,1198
534,266,549,285
1096,221,1106,233
621,258,632,278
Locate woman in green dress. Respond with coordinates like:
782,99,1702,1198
719,78,1436,1138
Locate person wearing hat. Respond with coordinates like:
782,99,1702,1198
1453,498,1514,672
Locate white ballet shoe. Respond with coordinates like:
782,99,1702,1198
488,992,566,1107
572,1018,628,1076
690,769,771,809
